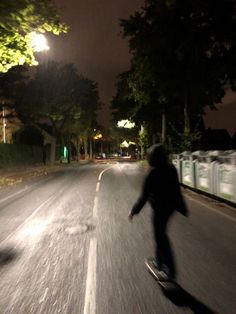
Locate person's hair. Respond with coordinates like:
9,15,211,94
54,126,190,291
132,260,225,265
147,144,167,167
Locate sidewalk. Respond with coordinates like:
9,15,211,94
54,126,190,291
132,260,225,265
0,164,58,188
0,161,90,188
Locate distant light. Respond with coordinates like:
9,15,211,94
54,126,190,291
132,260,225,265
120,140,129,148
128,141,136,145
63,146,68,157
117,119,135,129
94,133,102,140
30,32,50,52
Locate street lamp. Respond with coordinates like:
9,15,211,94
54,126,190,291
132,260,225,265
30,32,50,52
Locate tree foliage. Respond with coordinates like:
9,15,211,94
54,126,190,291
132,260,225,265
13,124,44,146
112,69,166,145
0,0,67,72
14,62,100,142
10,62,100,162
0,66,28,101
118,0,236,145
112,71,136,122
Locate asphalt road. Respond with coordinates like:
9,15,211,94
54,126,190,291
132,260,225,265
0,162,235,314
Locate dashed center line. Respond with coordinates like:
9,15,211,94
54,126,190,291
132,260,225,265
83,164,115,314
93,196,98,219
83,238,97,314
95,182,100,192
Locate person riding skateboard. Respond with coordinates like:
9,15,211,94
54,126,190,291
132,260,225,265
129,144,188,281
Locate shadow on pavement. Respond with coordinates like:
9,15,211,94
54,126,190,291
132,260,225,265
162,284,217,314
0,247,19,267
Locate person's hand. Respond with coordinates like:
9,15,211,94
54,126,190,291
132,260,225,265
128,212,133,222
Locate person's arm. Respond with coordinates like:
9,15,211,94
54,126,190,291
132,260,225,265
129,173,151,219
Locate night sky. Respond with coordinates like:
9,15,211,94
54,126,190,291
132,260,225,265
47,0,144,128
46,0,235,135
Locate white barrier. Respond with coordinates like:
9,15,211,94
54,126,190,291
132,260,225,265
172,151,236,205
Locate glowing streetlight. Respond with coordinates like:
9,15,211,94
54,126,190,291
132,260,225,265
30,32,50,52
117,119,135,129
93,133,102,140
120,140,129,148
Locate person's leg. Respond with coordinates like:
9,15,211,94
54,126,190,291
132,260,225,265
152,214,162,270
153,213,176,279
153,231,162,270
159,233,176,279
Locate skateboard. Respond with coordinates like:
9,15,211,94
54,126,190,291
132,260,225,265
145,257,177,291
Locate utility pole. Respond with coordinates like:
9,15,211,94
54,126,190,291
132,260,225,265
2,102,6,143
140,125,144,160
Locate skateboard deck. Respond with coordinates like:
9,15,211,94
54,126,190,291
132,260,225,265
145,258,177,291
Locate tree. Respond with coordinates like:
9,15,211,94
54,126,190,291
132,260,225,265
120,0,236,149
0,66,28,99
14,61,100,163
108,120,139,151
13,124,44,146
112,70,165,146
77,80,101,159
0,0,67,73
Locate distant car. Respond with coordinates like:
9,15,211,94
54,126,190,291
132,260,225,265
95,154,103,159
121,155,131,159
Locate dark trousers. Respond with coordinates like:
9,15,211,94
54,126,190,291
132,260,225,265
152,211,176,279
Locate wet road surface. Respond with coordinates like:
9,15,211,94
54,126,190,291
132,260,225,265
0,162,235,314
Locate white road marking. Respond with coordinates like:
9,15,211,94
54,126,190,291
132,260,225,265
83,164,116,314
93,196,98,219
0,195,54,247
0,176,52,205
0,187,28,204
186,195,236,223
83,238,97,314
95,182,100,192
93,164,116,219
98,165,115,181
0,177,54,204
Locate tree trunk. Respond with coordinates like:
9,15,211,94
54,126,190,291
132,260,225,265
67,139,71,164
84,136,89,159
100,141,103,154
140,125,144,159
77,135,80,162
50,137,56,165
152,132,156,145
184,90,190,135
161,111,166,143
89,137,93,160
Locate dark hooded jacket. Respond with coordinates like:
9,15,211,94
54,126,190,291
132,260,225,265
131,144,187,217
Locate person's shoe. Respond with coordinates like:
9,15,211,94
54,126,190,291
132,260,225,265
162,264,174,281
156,270,170,282
152,259,161,271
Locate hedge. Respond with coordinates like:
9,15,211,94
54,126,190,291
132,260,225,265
0,143,43,167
